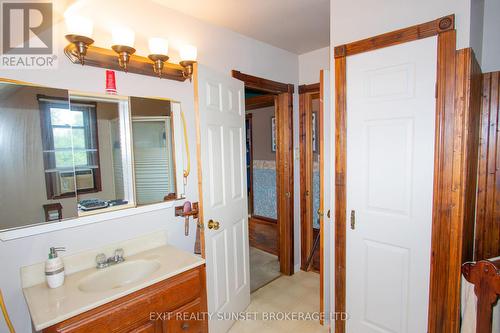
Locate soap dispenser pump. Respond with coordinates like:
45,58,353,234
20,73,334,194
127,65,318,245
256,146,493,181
45,247,65,289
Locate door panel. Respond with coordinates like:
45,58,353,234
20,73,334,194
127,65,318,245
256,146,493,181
346,37,437,333
197,65,250,333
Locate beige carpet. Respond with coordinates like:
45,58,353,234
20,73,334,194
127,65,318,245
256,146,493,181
250,246,281,292
229,271,328,332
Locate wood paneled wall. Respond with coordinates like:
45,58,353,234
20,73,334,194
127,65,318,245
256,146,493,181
455,49,483,264
475,71,500,261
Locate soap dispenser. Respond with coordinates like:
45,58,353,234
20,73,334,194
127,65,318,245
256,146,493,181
45,247,65,289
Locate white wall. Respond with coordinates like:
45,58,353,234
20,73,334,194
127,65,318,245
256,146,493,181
298,47,330,85
469,0,484,67
331,0,473,48
481,0,500,72
0,1,299,332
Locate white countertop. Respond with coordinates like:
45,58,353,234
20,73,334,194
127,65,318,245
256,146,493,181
22,245,205,331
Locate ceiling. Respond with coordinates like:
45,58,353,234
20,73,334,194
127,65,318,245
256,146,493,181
151,0,330,54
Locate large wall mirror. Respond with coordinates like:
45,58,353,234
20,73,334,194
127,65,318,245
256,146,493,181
0,80,186,233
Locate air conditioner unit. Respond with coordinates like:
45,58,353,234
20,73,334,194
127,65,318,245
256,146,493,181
59,170,95,194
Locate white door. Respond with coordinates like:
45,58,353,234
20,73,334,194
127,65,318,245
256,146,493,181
345,37,437,333
197,65,250,333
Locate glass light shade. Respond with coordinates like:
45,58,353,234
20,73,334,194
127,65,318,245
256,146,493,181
149,38,168,55
65,15,93,37
111,27,135,47
179,44,197,61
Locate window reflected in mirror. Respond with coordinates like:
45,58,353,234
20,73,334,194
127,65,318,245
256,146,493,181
68,94,134,215
130,97,176,205
0,83,78,230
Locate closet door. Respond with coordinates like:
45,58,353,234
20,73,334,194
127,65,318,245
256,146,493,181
345,37,437,333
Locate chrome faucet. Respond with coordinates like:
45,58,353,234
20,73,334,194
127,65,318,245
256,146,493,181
95,248,125,269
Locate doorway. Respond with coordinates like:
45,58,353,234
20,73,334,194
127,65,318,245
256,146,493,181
233,70,295,283
333,15,475,333
245,91,280,291
299,83,321,273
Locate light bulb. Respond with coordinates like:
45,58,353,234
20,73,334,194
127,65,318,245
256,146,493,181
149,37,169,55
179,44,197,61
111,26,135,47
65,15,93,37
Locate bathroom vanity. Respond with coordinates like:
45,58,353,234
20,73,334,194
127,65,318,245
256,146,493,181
22,244,207,332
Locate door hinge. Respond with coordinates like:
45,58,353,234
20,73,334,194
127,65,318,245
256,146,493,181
350,210,355,230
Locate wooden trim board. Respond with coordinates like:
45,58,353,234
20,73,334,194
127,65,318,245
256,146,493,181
233,70,295,276
232,70,294,94
245,94,275,111
475,71,500,261
333,15,454,58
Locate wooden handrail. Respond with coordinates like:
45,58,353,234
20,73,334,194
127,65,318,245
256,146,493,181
462,257,500,333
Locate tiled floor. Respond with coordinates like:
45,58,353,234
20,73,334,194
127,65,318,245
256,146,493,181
229,270,329,332
249,246,281,292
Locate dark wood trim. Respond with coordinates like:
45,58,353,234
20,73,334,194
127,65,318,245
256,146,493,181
334,16,470,333
334,14,454,58
276,92,295,275
299,92,311,271
245,94,275,111
246,114,254,216
235,70,295,276
334,54,347,333
475,71,500,261
427,29,461,333
299,84,320,272
298,83,320,94
232,70,294,94
455,48,482,264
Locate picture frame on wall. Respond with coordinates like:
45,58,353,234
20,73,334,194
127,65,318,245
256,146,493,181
271,116,276,152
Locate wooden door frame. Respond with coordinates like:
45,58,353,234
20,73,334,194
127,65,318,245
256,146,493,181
232,70,295,276
299,83,320,272
299,77,326,324
245,114,254,216
333,14,470,333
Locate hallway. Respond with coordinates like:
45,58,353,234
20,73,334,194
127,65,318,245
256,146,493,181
229,271,328,332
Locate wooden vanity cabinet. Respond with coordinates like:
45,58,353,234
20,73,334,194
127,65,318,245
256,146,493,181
43,265,208,333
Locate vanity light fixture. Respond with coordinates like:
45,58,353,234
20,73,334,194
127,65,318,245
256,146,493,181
111,27,136,72
147,38,169,78
64,15,94,65
179,44,198,81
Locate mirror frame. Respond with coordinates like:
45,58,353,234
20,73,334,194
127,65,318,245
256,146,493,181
0,78,187,241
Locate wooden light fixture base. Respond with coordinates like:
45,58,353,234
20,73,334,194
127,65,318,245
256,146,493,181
64,44,188,82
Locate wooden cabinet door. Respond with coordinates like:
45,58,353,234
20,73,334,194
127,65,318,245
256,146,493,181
165,299,206,333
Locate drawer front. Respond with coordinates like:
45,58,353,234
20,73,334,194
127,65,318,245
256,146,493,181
165,299,207,333
44,267,205,333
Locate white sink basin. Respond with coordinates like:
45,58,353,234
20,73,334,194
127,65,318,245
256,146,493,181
78,259,160,293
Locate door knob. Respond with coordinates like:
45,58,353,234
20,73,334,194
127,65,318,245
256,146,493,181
208,219,220,230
